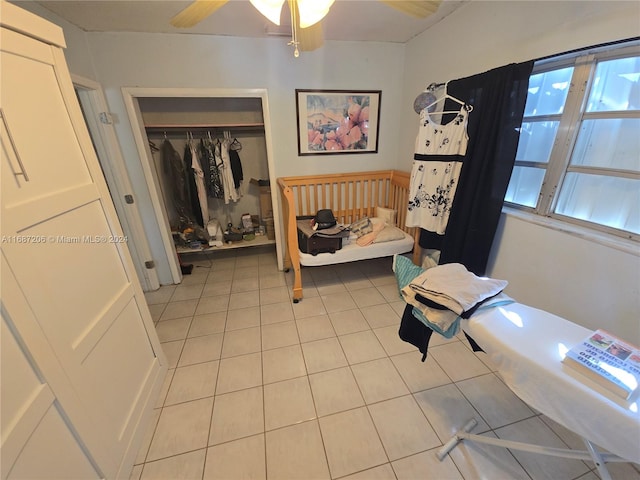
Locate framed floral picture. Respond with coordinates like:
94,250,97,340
295,89,381,155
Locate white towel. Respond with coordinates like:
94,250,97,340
403,263,507,315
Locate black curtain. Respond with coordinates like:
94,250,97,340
420,61,534,275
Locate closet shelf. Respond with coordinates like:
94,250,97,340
177,236,276,254
145,123,264,132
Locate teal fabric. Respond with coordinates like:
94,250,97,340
392,254,425,293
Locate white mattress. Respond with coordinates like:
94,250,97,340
463,302,640,464
299,231,414,267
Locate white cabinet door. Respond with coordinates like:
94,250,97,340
1,298,101,480
0,28,94,223
1,7,166,478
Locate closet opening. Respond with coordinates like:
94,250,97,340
123,88,281,287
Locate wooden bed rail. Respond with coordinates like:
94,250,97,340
278,170,420,301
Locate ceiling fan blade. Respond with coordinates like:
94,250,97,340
380,0,442,18
170,0,229,28
298,21,324,52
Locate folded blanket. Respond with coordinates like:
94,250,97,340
403,263,508,315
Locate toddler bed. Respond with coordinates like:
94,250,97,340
277,170,420,302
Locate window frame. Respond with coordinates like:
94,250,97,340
506,41,640,242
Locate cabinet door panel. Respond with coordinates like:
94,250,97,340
2,200,161,463
3,201,130,343
7,405,100,480
1,314,100,480
0,28,93,209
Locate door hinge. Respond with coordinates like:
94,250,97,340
124,194,134,204
99,112,113,125
144,260,155,269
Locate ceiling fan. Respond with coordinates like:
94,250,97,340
170,0,443,57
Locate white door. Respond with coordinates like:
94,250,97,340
1,255,102,479
1,16,166,479
73,77,160,292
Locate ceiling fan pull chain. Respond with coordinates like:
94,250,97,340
288,0,300,57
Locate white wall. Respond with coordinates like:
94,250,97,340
85,32,405,179
13,1,96,79
82,32,405,282
403,0,640,343
487,213,640,342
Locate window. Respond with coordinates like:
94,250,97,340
505,41,640,240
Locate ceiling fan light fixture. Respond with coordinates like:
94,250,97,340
250,0,285,25
297,0,335,28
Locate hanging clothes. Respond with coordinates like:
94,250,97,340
200,137,224,199
228,134,244,190
198,138,211,194
419,61,534,275
189,139,209,226
183,141,204,227
406,103,470,235
162,139,197,226
219,133,240,204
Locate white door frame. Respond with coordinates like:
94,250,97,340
121,87,283,279
72,75,160,291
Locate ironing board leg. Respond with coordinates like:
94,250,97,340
584,438,612,480
438,417,624,477
436,419,477,461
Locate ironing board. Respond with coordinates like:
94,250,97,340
438,302,640,479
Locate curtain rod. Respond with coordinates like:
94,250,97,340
533,36,640,63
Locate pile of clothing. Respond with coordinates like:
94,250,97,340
393,255,514,361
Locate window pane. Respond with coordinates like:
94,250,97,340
505,166,545,207
587,56,640,112
570,118,640,171
556,173,640,234
516,121,559,163
524,67,573,116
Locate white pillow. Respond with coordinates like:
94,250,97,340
376,206,397,226
373,225,406,243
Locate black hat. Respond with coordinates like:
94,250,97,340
313,209,337,230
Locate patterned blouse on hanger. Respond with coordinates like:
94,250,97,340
406,104,470,235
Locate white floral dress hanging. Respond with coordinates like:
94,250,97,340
406,105,470,234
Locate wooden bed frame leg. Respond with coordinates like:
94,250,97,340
412,234,422,266
292,265,303,303
292,288,302,303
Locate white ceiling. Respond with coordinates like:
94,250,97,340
22,0,468,43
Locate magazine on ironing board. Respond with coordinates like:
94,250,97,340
562,329,640,400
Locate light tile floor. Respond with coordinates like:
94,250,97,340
134,245,640,480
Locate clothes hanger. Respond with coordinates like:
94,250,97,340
230,137,242,151
423,81,473,115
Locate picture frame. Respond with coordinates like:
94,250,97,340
296,89,381,155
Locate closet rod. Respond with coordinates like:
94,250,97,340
145,123,264,131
